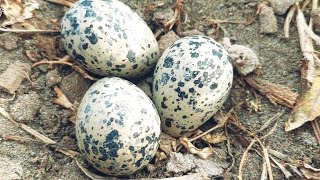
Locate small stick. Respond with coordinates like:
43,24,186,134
0,107,57,144
43,0,74,7
0,27,60,33
32,60,98,81
189,109,232,142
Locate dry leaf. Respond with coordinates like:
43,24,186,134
159,132,177,154
1,0,39,26
294,161,320,180
180,137,213,159
201,132,227,144
286,71,320,131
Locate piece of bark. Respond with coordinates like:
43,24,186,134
0,63,31,94
244,75,298,108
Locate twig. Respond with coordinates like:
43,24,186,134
32,60,98,81
0,107,57,144
43,0,74,7
244,75,298,108
163,0,185,30
189,110,231,142
0,27,60,33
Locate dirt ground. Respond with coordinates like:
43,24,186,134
0,0,319,179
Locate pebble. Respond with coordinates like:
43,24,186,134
0,33,19,51
46,69,62,87
222,37,260,76
60,71,93,103
10,91,41,122
158,31,180,54
269,0,302,15
259,6,277,34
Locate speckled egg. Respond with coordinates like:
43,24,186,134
61,0,160,78
76,77,161,175
152,35,233,137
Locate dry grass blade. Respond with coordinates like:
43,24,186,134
262,146,274,180
75,159,109,180
269,156,293,179
311,119,320,144
268,149,290,162
163,0,185,30
0,27,60,33
284,5,296,38
260,156,267,180
238,139,256,180
32,60,98,81
257,111,284,133
189,110,231,142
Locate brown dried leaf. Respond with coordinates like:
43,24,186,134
286,72,320,131
159,132,177,155
180,137,213,159
1,0,39,26
201,132,227,144
294,161,320,180
52,86,75,111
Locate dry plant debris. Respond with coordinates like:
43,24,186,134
0,0,39,26
244,75,299,108
283,0,320,144
163,0,186,31
0,63,31,94
32,56,99,81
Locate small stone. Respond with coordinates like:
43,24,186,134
222,37,260,76
0,33,19,51
269,0,302,15
180,29,205,37
10,91,41,122
259,6,277,34
46,69,62,87
158,31,180,54
60,71,93,103
166,152,195,174
166,152,225,177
